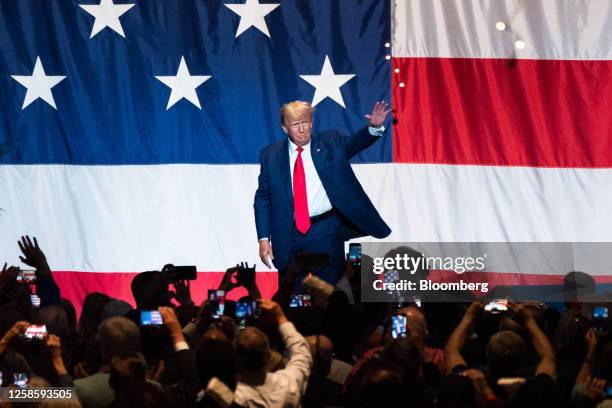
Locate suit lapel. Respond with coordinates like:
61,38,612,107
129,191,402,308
310,133,325,181
277,139,293,206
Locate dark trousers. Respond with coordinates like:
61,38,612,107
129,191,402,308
289,213,345,286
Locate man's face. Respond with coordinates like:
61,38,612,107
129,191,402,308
282,112,312,146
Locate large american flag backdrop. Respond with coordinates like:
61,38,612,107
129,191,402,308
1,0,611,311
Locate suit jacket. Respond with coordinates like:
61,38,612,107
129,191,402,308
253,127,391,270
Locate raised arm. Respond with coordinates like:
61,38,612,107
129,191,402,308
510,302,556,380
259,300,312,389
159,306,200,406
18,235,60,306
345,101,391,159
46,334,74,386
575,328,598,386
445,302,483,373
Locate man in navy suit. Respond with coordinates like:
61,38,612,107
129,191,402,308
254,101,392,284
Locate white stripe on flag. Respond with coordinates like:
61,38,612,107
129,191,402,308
392,0,612,59
2,164,612,274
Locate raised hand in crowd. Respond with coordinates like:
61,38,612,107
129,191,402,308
219,264,241,293
302,273,335,308
258,299,289,326
18,235,51,278
159,263,194,306
159,306,185,344
46,334,69,377
0,262,20,300
172,279,193,306
174,279,193,305
194,299,215,333
237,262,260,299
585,326,598,351
507,301,532,324
236,262,257,287
465,300,485,321
0,320,29,354
17,235,61,306
219,262,261,299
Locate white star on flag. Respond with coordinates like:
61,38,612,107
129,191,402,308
300,55,355,108
225,0,280,38
79,0,135,39
155,56,211,110
11,57,67,110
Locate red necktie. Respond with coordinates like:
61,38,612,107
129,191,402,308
293,146,311,234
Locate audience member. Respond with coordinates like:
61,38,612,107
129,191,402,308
234,300,313,407
302,335,343,407
74,317,140,407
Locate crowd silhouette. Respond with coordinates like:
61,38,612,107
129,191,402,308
1,236,611,407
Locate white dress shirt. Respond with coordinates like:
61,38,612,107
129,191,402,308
288,139,333,218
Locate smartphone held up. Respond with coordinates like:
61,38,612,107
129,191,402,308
140,310,163,326
208,290,226,318
166,265,197,282
485,299,508,314
23,324,47,340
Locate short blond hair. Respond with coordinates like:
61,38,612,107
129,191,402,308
280,101,314,124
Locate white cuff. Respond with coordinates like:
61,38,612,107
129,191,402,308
174,341,189,352
368,125,385,136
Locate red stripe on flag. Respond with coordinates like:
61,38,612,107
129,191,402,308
51,271,279,317
52,270,612,316
392,57,612,167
